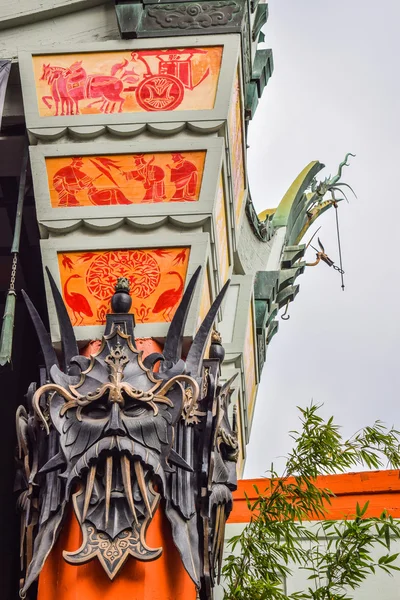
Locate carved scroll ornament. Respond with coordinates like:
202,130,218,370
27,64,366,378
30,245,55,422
147,1,241,30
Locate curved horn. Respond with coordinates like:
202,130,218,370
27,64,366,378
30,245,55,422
162,266,201,369
49,364,80,388
22,290,59,377
143,352,164,370
186,279,230,378
46,267,78,373
329,152,356,185
220,373,238,396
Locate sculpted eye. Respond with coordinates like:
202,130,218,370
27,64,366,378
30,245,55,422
81,403,108,419
123,401,149,417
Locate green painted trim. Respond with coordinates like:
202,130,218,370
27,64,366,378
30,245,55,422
0,291,16,366
252,3,268,42
266,319,278,345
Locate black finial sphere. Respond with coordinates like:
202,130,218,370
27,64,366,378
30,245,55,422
111,277,132,314
209,328,225,362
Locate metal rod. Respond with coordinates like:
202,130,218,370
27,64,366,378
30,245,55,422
11,145,29,253
0,142,29,366
334,203,345,291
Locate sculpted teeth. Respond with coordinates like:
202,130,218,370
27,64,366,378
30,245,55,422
134,460,152,516
121,455,139,525
82,464,96,522
105,455,113,527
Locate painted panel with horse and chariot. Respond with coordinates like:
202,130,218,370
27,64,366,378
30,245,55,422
46,151,205,207
57,247,190,326
32,46,223,116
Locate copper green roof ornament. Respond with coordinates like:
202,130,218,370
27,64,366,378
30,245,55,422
304,153,357,291
311,152,356,202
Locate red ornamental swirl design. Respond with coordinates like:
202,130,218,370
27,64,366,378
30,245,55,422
86,250,160,301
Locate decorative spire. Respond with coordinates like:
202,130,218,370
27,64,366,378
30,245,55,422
209,328,225,362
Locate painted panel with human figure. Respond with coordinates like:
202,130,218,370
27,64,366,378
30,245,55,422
33,47,223,116
46,152,205,207
57,247,190,326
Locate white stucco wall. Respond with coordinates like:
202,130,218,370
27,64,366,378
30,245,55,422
0,2,118,60
215,522,400,600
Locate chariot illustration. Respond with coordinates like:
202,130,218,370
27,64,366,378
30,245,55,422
40,49,211,115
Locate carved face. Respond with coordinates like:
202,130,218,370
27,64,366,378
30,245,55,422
35,330,197,577
19,266,233,596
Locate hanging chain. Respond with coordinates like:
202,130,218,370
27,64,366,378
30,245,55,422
333,264,345,275
9,252,18,293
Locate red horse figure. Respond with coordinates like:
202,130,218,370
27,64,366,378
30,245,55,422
40,62,125,116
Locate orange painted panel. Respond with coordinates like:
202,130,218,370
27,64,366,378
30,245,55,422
46,152,205,207
230,471,400,523
228,69,245,227
38,503,196,600
57,248,190,326
215,174,230,283
33,47,223,116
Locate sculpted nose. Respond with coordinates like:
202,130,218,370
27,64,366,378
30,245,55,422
105,402,125,436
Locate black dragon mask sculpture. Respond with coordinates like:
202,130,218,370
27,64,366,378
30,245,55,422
16,267,238,599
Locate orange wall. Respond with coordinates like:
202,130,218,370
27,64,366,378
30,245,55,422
38,503,196,600
230,470,400,523
58,247,190,326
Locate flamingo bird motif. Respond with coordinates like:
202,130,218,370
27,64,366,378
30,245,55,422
64,274,93,325
152,271,184,321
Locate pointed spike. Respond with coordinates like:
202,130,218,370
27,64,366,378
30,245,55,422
168,448,193,472
46,267,78,372
82,464,96,522
105,455,112,527
21,290,59,375
162,266,201,368
38,451,67,475
134,460,152,516
186,279,230,377
220,373,238,395
121,455,138,525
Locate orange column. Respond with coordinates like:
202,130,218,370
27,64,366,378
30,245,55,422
38,504,197,600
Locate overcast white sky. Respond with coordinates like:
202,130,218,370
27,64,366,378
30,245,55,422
244,0,400,478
